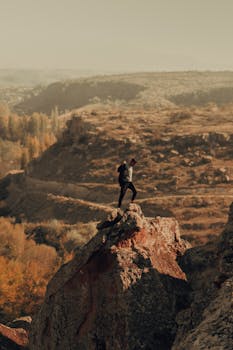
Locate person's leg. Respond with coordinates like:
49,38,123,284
118,183,128,208
128,182,137,202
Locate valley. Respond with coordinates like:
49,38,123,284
1,102,233,244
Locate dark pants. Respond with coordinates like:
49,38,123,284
118,182,137,208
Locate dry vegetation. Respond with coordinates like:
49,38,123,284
25,220,97,257
0,102,63,177
0,217,58,322
0,216,96,323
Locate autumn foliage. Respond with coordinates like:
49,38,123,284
0,103,62,177
0,217,59,322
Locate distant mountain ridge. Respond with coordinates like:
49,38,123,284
14,71,233,114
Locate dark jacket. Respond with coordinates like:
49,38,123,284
117,163,130,184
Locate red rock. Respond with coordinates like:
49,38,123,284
30,204,190,350
0,323,28,349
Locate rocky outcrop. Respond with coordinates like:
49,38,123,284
0,316,31,349
28,202,233,349
30,204,190,350
172,203,233,350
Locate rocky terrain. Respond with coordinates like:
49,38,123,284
1,106,233,244
28,203,233,350
173,202,233,350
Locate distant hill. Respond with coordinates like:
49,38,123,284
169,86,233,106
16,80,144,114
14,71,233,114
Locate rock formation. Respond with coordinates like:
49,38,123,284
0,316,31,349
173,203,233,350
30,204,190,350
27,201,233,349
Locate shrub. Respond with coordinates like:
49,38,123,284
64,222,97,253
0,217,59,322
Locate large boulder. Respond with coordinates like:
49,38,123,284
30,204,190,350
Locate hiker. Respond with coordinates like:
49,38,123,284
117,158,137,208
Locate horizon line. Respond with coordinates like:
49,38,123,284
1,68,233,74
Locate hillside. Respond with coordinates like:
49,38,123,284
1,104,233,244
15,71,233,114
16,80,144,114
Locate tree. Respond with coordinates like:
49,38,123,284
43,133,56,148
0,116,8,139
27,136,40,160
28,114,40,137
20,149,29,170
8,114,19,141
51,106,59,135
0,217,59,321
39,114,48,134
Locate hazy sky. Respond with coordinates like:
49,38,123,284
1,0,233,71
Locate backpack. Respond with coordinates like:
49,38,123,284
117,163,129,184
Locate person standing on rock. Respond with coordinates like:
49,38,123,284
117,158,137,208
